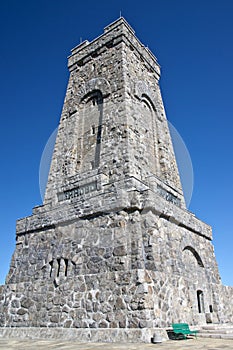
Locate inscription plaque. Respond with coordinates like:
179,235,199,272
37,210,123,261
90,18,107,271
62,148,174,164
58,181,97,202
157,185,181,207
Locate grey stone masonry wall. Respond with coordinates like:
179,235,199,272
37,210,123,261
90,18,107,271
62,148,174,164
0,18,232,342
44,17,184,208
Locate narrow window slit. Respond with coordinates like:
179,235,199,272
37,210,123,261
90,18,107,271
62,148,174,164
49,261,53,277
64,259,69,277
57,258,61,277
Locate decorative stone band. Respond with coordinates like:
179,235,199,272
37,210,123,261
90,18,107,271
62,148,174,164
57,181,97,202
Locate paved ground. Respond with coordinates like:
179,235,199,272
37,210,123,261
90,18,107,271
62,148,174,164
0,338,233,350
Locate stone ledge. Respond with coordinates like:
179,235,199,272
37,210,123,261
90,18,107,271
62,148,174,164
15,177,212,241
0,327,168,343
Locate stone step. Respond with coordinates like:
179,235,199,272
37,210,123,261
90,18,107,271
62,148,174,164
198,333,233,340
201,324,233,330
200,329,233,334
197,324,233,339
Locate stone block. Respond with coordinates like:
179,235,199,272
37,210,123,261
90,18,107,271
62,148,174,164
17,308,27,315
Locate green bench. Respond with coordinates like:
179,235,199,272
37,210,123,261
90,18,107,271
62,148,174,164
172,323,198,339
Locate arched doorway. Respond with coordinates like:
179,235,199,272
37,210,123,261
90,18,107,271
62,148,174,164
197,290,205,313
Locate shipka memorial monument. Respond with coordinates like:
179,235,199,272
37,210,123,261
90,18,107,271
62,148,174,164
0,18,232,342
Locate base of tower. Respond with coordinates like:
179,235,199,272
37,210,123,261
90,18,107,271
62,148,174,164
0,327,168,343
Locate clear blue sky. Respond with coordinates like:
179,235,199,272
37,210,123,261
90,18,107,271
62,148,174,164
0,0,232,286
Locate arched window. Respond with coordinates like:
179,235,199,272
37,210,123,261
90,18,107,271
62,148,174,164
139,94,157,175
183,246,204,267
79,90,103,171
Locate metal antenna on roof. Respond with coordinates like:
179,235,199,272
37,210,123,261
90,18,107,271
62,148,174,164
120,10,122,18
80,37,82,44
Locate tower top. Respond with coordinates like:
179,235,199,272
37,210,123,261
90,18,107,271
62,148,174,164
70,17,135,54
68,17,160,77
103,17,135,34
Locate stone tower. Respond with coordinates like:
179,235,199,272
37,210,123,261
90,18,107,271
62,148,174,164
0,18,232,342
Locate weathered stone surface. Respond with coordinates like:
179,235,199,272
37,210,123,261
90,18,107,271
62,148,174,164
114,297,126,310
0,17,232,343
113,246,127,257
17,309,27,316
20,297,33,309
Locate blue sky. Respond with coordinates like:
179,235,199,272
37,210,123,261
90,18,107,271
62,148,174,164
0,0,232,286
